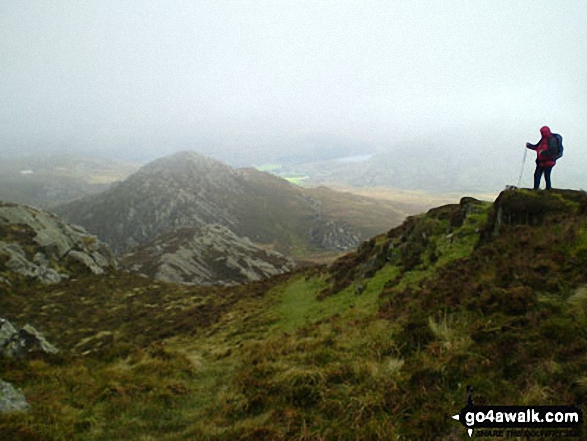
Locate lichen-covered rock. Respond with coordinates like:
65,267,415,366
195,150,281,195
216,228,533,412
0,201,117,283
0,379,29,414
19,324,59,356
309,219,362,251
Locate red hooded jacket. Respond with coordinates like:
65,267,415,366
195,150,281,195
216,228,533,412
526,126,557,167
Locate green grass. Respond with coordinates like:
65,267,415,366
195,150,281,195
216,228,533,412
276,264,399,334
254,164,283,172
283,176,309,187
253,164,309,187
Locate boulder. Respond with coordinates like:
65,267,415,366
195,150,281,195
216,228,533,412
0,318,58,358
0,379,29,414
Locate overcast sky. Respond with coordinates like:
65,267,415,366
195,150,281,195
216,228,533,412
1,0,586,176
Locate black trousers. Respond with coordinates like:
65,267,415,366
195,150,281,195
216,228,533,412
534,164,553,190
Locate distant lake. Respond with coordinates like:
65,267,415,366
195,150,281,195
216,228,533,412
335,154,373,163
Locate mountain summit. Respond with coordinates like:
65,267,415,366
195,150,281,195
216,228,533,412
55,151,403,257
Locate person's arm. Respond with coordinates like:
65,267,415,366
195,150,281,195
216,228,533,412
526,140,539,150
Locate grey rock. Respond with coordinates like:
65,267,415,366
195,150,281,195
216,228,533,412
309,219,362,251
20,324,59,355
0,318,22,357
0,202,117,283
123,224,295,285
1,243,67,284
67,250,105,275
0,379,29,414
0,318,58,358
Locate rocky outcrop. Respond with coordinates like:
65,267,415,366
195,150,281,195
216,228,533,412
0,202,117,284
0,318,58,414
309,219,361,250
122,224,295,285
483,188,587,238
0,317,58,358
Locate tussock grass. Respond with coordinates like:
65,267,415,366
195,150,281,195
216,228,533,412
567,285,587,315
428,313,473,353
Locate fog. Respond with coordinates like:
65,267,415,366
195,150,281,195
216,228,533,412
1,1,586,189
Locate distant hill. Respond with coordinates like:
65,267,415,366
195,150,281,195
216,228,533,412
54,151,404,258
2,189,586,439
122,224,294,285
0,154,139,208
270,145,512,194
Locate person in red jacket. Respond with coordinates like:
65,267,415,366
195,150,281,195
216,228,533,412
526,126,560,190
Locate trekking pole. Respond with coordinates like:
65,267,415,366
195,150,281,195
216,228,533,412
517,147,528,188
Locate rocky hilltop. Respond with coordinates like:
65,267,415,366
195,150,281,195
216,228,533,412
54,151,403,257
122,224,295,285
0,201,117,284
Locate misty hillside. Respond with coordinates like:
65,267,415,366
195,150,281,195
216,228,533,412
1,188,586,439
273,147,503,194
0,155,139,208
54,151,404,258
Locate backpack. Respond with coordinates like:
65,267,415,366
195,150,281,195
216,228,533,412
543,133,563,160
550,133,564,160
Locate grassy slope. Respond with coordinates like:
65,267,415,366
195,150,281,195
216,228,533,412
1,190,587,440
236,170,405,260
